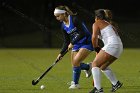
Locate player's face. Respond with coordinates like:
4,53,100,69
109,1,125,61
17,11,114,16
54,14,65,22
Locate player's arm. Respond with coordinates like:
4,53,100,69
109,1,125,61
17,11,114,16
92,23,101,53
60,28,70,54
56,28,70,60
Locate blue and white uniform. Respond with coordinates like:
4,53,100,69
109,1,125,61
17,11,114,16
60,15,94,54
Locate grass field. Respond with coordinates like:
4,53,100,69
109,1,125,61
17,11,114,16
0,48,140,93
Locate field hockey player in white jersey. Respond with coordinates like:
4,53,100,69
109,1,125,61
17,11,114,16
89,9,123,93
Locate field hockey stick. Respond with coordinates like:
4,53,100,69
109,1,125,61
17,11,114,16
32,49,68,85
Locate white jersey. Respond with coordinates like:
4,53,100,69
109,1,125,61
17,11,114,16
99,24,123,58
99,25,122,45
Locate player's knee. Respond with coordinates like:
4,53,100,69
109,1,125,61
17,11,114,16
92,60,103,68
72,58,80,66
92,61,98,67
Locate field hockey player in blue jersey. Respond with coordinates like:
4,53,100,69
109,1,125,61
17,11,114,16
54,5,94,89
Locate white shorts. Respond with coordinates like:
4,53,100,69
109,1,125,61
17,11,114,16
102,44,123,58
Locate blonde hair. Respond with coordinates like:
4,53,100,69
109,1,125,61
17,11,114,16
104,9,120,33
104,9,112,20
55,5,77,15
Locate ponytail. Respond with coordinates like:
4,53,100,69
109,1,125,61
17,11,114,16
104,9,120,34
64,5,77,15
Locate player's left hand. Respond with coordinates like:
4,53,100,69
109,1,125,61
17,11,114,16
68,43,73,50
56,54,63,61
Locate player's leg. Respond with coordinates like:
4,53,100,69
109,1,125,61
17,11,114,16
90,50,110,93
69,51,80,89
101,66,118,86
80,44,94,78
100,57,123,92
69,48,91,89
71,45,91,72
100,44,123,92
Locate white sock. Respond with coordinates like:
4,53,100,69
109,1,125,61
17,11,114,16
92,67,101,90
102,67,118,85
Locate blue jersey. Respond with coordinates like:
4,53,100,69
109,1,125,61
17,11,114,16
62,15,91,44
60,15,94,54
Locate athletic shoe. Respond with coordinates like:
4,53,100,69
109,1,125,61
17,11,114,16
111,81,123,92
69,81,80,89
84,62,92,78
89,87,104,93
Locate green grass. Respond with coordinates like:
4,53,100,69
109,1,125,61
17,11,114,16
0,48,140,93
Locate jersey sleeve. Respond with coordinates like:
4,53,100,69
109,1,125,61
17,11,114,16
60,25,70,54
71,16,85,45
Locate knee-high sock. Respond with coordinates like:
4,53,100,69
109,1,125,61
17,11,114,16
92,67,101,90
80,63,90,70
73,66,81,84
101,67,118,85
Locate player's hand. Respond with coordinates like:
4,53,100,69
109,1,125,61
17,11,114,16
96,52,98,55
56,54,62,61
68,43,73,50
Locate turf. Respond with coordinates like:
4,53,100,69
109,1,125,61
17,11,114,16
0,48,140,93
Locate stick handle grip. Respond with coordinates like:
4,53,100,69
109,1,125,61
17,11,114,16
55,49,69,62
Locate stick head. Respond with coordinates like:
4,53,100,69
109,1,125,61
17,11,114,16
32,80,39,85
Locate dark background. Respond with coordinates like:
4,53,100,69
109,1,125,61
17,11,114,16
0,0,140,48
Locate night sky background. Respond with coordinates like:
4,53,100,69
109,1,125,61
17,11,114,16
0,0,140,48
